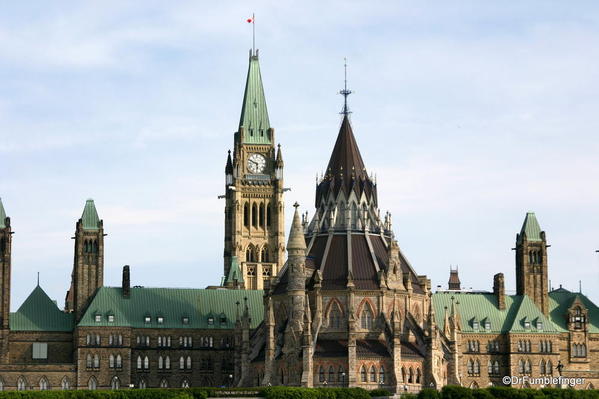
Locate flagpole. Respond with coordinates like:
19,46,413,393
252,13,255,55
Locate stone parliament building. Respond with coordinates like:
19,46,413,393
0,49,597,392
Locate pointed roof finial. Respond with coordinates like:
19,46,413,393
339,57,353,116
37,272,40,287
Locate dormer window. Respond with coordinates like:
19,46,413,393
537,321,543,331
220,316,227,326
207,317,214,326
524,321,531,330
182,316,189,325
108,315,114,323
94,314,101,323
157,316,164,324
472,320,479,330
144,316,151,324
484,321,491,331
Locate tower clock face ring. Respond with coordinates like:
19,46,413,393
248,153,266,174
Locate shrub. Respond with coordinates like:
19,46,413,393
369,389,392,397
418,388,440,399
441,385,473,399
472,389,494,399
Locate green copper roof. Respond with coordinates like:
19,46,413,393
549,289,599,333
239,53,271,144
225,256,243,285
81,199,100,230
10,285,74,332
518,212,542,243
79,287,263,329
0,198,6,228
433,292,558,334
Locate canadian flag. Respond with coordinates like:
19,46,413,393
247,14,254,23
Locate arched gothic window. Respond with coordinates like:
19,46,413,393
244,203,249,227
246,246,256,262
88,377,97,390
329,304,342,329
266,204,272,227
181,379,190,388
408,368,414,383
360,366,367,382
360,303,373,329
518,359,525,374
540,360,546,374
370,366,376,382
61,377,69,390
186,356,192,369
165,356,170,369
158,356,164,369
493,361,499,375
93,354,100,368
328,366,335,383
547,360,553,375
138,378,147,389
17,377,26,391
137,356,142,369
379,366,385,384
261,247,269,263
179,356,185,369
416,368,422,383
259,203,265,228
109,354,115,368
160,379,168,388
252,203,258,227
111,376,120,390
86,354,93,368
143,356,149,370
39,377,49,390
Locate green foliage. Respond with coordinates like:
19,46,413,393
369,389,392,397
0,389,209,399
261,387,370,399
441,385,474,399
472,389,494,399
418,388,440,399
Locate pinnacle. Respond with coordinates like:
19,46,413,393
287,203,306,251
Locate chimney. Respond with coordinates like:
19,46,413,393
122,265,130,298
493,273,505,310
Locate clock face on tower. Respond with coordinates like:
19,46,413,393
247,153,266,174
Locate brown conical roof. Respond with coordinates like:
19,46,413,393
325,115,366,181
315,115,376,207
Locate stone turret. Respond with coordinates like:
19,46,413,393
284,203,307,355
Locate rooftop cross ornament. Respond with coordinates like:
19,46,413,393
339,57,353,115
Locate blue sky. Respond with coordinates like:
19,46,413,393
1,1,598,309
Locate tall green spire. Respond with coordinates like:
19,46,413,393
238,51,271,144
0,198,6,228
518,211,542,243
81,199,100,231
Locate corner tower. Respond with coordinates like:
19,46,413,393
0,198,12,331
66,199,104,321
223,49,285,290
515,212,549,315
